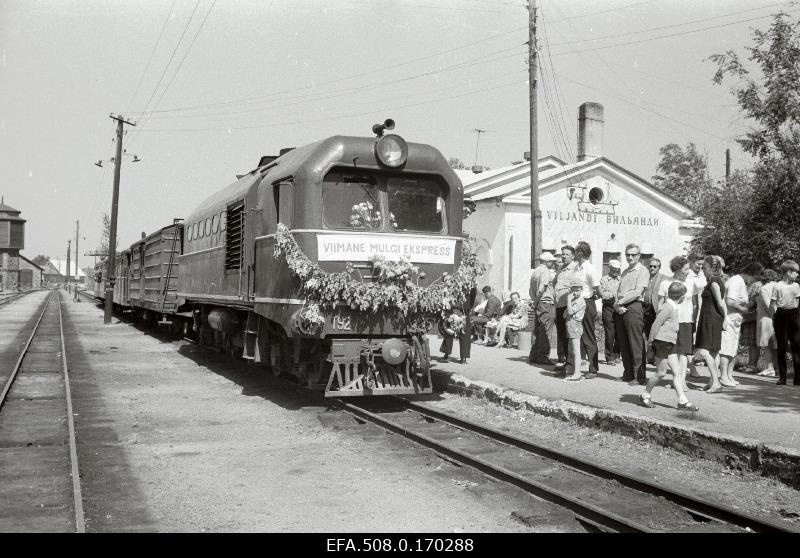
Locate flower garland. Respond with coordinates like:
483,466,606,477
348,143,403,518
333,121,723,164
272,223,485,329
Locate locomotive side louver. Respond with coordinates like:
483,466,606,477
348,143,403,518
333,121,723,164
224,200,245,271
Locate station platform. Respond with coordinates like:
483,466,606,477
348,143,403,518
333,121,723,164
427,334,800,487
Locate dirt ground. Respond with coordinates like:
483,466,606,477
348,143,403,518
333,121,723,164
424,392,800,527
62,298,586,533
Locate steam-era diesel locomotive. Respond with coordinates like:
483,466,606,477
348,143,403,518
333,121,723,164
92,121,469,396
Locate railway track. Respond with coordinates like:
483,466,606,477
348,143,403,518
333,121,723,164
0,290,30,307
0,291,85,532
333,396,798,533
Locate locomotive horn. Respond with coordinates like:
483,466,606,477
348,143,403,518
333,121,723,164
372,118,395,137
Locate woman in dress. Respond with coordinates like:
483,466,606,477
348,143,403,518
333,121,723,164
494,292,529,348
694,255,726,393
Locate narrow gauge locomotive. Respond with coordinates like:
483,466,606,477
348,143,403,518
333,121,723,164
93,121,466,396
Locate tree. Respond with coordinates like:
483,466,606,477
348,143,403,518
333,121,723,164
31,255,51,268
98,212,116,255
652,143,713,211
699,11,800,269
448,157,468,170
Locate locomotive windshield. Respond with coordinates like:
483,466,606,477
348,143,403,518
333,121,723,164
387,177,444,233
322,170,446,233
322,173,382,230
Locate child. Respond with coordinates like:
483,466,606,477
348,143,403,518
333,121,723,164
564,276,586,382
640,282,699,411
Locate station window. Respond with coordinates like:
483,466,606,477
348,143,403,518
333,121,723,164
640,253,654,268
220,211,226,231
212,214,219,234
205,218,212,236
387,177,445,233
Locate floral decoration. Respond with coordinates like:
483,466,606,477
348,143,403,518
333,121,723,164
349,202,382,229
444,313,466,336
273,223,485,332
296,304,326,335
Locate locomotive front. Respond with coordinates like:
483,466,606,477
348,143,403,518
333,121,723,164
255,121,467,396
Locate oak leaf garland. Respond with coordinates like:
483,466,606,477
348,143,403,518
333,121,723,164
272,224,484,330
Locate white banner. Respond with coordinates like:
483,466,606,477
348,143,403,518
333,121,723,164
317,234,456,264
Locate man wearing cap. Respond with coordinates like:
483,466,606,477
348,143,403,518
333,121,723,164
553,245,577,369
643,258,672,364
528,251,557,365
600,260,622,366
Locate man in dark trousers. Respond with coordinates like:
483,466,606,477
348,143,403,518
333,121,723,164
599,259,622,365
642,257,671,365
614,243,651,385
572,241,602,378
439,286,477,364
471,286,502,344
528,251,557,365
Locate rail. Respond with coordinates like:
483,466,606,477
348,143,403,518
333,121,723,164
332,397,798,534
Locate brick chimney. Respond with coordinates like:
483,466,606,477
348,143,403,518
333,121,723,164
577,102,604,162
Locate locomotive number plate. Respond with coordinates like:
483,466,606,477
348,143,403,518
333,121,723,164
331,315,352,331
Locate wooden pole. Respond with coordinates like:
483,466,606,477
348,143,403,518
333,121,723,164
104,114,136,324
528,0,541,268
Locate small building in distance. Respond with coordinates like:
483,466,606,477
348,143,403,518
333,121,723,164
0,197,25,291
18,255,44,289
41,259,64,286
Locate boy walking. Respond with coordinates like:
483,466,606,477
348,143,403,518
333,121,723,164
639,282,699,411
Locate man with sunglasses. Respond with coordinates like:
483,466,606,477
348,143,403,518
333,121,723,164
614,243,651,384
643,258,672,364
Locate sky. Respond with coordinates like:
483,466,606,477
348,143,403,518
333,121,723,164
0,0,791,268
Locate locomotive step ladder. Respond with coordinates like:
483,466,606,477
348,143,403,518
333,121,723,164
242,312,259,361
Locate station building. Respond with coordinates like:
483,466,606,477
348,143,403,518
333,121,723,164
458,102,700,296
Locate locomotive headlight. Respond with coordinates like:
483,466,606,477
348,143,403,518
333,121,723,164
374,134,408,168
381,338,407,365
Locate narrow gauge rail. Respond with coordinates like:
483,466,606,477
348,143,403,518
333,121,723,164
333,397,798,533
0,291,85,532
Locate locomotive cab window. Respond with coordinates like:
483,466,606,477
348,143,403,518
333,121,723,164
387,177,445,233
322,172,381,230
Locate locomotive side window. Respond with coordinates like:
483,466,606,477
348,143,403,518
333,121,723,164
322,172,381,230
387,177,445,233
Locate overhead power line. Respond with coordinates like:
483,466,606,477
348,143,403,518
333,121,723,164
550,6,800,56
547,1,789,47
134,77,528,133
124,0,177,115
136,0,202,120
133,27,530,116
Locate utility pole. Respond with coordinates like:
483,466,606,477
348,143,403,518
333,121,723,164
105,114,136,324
66,239,71,290
74,220,79,301
528,0,541,268
725,148,731,187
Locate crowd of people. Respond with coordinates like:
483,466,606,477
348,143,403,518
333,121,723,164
439,240,800,412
